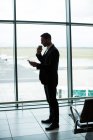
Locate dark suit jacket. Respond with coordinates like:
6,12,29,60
36,44,59,86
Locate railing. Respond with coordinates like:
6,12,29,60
0,96,93,111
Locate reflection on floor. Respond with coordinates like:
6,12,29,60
0,106,85,140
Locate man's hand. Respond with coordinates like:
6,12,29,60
28,60,38,67
37,45,42,54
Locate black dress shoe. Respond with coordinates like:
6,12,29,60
45,123,59,131
41,119,52,124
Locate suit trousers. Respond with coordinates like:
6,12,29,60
44,84,59,124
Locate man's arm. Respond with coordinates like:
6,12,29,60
36,45,43,62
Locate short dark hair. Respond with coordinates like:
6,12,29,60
41,33,51,39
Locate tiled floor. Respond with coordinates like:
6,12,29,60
0,106,85,140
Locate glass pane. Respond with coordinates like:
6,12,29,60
0,0,13,20
71,0,93,23
16,0,66,22
0,24,15,102
17,24,67,101
72,26,93,97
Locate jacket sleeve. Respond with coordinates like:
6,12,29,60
36,53,43,62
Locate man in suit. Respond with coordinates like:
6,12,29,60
28,33,59,131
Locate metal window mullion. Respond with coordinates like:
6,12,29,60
14,0,18,105
66,0,73,100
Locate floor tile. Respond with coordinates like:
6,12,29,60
11,123,44,137
0,130,11,138
6,110,33,119
10,122,40,130
0,120,8,125
0,124,9,131
13,133,49,140
64,137,85,140
46,131,84,140
8,117,36,125
0,112,6,119
0,138,12,140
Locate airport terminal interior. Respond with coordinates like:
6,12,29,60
0,0,93,139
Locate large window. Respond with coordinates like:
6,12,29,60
0,0,13,20
71,0,93,97
16,0,66,22
17,24,67,100
0,24,14,102
0,0,93,103
0,0,67,102
72,26,93,97
71,0,93,23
